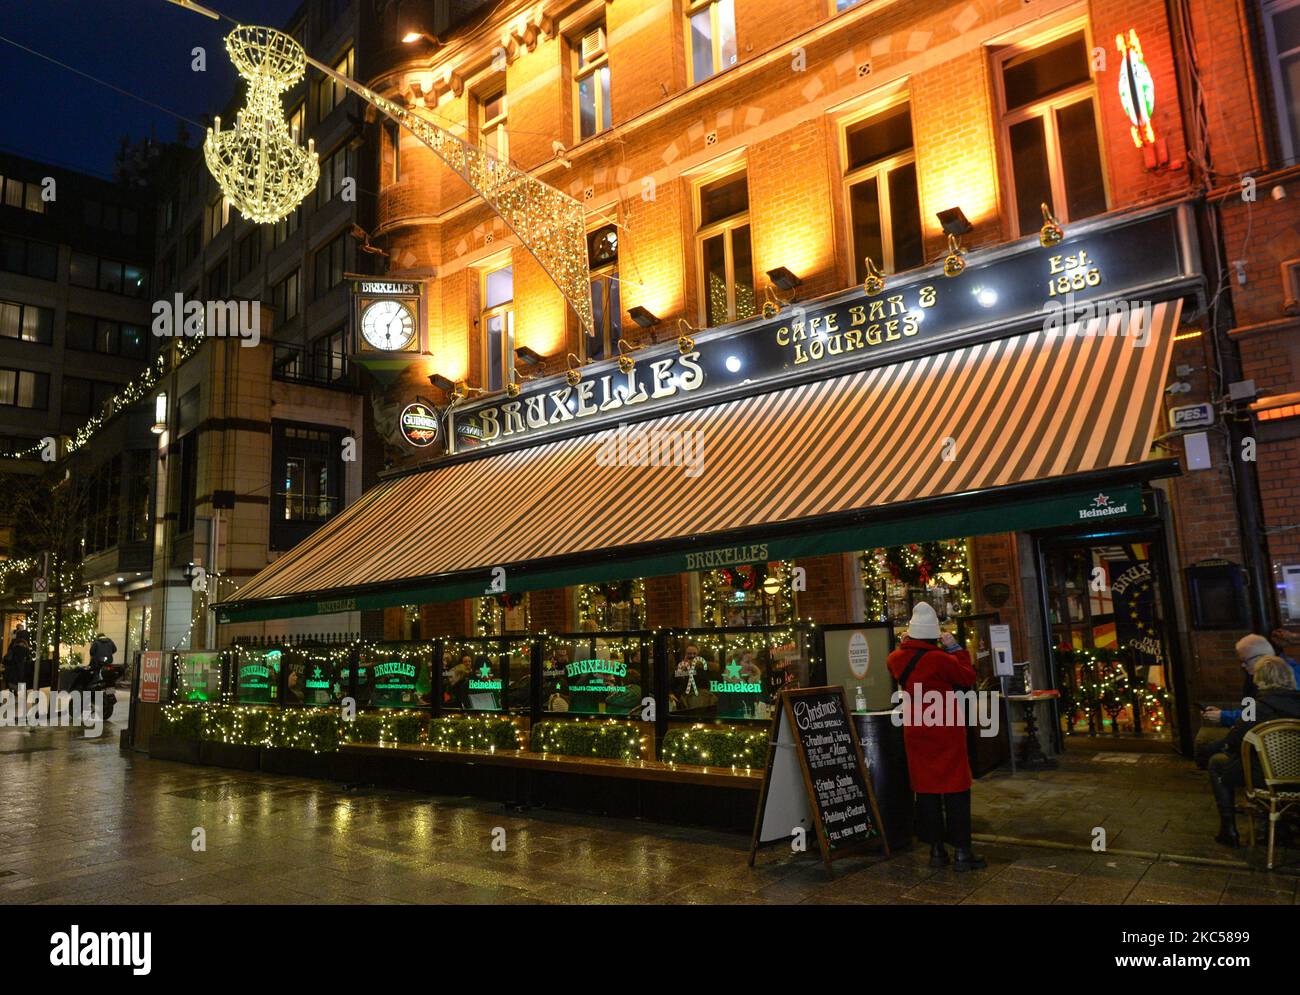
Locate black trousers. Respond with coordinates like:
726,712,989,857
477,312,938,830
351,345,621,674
915,790,972,847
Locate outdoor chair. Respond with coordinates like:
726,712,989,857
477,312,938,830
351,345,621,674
1242,718,1300,870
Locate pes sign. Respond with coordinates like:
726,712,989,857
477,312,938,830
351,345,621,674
1169,402,1214,431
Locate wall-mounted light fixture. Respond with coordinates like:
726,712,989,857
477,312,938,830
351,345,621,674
427,373,456,393
676,318,696,355
943,234,966,278
862,257,886,296
151,393,168,435
616,339,637,374
1039,203,1064,247
514,346,544,366
627,306,659,328
566,353,586,386
766,266,802,293
937,207,973,237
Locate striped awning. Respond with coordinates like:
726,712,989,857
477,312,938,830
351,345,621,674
219,299,1182,621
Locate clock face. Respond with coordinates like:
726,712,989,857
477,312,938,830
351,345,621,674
360,299,416,351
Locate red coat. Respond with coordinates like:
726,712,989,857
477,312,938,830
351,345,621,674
887,638,977,794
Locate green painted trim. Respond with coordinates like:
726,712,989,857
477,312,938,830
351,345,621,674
216,485,1143,624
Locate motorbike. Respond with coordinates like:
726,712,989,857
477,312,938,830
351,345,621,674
62,658,123,721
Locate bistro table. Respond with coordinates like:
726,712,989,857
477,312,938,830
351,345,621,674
1005,689,1060,770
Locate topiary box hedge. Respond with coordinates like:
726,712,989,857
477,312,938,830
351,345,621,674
153,704,343,754
661,724,768,768
529,719,643,761
426,716,522,751
343,710,429,746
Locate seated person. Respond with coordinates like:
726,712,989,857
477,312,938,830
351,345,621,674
1203,634,1300,728
1205,656,1300,847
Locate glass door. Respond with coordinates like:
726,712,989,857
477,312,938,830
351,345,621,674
1041,536,1177,743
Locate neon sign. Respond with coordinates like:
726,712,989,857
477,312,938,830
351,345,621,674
1116,30,1155,149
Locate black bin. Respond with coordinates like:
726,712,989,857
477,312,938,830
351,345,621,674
853,710,913,851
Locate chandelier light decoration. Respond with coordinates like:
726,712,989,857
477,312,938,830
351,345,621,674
204,26,320,224
202,20,594,336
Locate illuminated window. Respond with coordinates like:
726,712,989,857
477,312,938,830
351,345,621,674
480,262,514,392
996,28,1107,237
574,24,612,140
686,0,737,84
478,87,508,160
382,120,401,185
695,168,755,327
1262,0,1300,162
843,101,924,280
582,225,621,360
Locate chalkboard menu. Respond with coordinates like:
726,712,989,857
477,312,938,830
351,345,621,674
749,686,888,874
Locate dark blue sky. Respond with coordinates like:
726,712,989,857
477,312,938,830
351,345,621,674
0,0,303,178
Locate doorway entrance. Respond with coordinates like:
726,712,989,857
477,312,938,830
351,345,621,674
1038,528,1184,751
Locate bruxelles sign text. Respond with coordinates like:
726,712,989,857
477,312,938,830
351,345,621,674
451,210,1187,452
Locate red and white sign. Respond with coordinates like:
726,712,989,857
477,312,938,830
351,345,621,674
138,651,165,703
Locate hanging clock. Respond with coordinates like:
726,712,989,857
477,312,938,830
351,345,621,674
350,278,426,383
360,298,417,352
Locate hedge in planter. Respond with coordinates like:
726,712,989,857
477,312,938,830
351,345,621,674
427,716,521,751
203,706,273,746
344,710,428,745
662,724,767,768
530,719,642,761
158,703,204,740
274,709,341,752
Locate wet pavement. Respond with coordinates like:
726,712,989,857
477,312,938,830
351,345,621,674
0,722,1296,905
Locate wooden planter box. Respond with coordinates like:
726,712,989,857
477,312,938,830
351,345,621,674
199,740,262,771
148,735,202,765
259,747,348,780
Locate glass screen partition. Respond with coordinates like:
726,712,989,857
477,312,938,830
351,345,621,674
666,626,814,723
362,644,435,709
542,632,653,718
235,647,282,704
440,636,531,714
173,651,223,703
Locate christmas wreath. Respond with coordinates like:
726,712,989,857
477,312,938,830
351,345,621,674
883,542,947,587
495,592,523,610
597,580,633,604
717,564,765,591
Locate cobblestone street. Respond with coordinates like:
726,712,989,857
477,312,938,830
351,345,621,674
1,724,1295,906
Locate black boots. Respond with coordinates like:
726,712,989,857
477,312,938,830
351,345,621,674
953,847,988,871
1215,814,1241,849
929,842,950,867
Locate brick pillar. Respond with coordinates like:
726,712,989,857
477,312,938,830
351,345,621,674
382,607,404,640
644,573,689,628
969,533,1030,660
421,600,472,638
795,554,854,625
529,587,571,632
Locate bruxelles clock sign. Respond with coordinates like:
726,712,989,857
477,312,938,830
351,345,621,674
350,278,426,382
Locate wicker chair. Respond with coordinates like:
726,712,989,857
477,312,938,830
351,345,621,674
1241,718,1300,870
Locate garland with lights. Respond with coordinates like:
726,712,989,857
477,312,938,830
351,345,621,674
529,718,645,760
860,539,972,622
1053,646,1169,737
661,723,767,769
576,578,645,629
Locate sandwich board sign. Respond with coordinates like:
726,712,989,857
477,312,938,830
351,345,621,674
748,685,888,875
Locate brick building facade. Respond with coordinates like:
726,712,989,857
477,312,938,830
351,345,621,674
213,0,1300,757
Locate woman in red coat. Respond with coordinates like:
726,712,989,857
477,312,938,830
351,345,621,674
887,602,987,871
